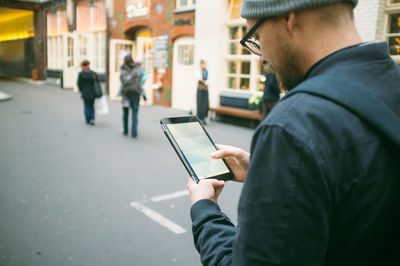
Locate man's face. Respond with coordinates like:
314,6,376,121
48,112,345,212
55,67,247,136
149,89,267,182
247,17,304,91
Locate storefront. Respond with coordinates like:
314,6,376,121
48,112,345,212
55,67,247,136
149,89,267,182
194,0,265,112
193,0,400,114
108,0,195,107
46,0,106,91
0,5,46,79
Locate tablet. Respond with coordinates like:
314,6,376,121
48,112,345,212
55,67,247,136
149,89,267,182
160,116,233,183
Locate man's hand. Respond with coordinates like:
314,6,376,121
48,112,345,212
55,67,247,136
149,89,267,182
212,145,250,183
187,178,225,205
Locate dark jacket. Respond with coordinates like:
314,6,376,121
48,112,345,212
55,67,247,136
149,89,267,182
190,42,400,266
77,69,98,100
263,72,280,101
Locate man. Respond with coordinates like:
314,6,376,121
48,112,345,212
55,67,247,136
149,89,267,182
77,60,100,125
187,0,400,265
262,72,280,119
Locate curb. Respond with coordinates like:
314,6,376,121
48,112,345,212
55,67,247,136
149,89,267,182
0,91,13,102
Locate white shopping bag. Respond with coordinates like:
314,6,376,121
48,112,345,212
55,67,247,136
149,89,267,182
96,95,109,115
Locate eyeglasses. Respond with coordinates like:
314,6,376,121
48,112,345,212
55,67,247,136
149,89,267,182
240,17,267,56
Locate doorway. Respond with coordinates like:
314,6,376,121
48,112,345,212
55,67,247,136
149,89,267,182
172,36,196,112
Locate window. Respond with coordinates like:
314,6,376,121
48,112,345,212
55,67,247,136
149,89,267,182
226,0,264,91
229,0,242,20
77,0,106,32
386,0,400,58
76,0,106,73
177,44,194,65
176,0,196,10
47,9,67,69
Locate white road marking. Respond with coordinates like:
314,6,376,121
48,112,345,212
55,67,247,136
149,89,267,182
151,190,189,202
130,201,186,234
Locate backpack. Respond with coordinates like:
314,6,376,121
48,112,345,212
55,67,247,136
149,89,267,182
122,66,142,99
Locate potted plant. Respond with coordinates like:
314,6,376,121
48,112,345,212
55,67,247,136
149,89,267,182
248,91,263,111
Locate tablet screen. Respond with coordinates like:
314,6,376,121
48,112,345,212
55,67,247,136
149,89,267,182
166,122,230,179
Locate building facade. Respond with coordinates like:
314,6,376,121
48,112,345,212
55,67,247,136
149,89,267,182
108,0,196,107
2,0,399,113
192,0,400,114
0,1,47,80
44,0,107,91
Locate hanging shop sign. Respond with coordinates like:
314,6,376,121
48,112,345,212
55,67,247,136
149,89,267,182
153,34,169,71
126,0,149,18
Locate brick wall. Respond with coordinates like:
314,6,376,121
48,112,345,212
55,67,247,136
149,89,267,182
109,0,195,106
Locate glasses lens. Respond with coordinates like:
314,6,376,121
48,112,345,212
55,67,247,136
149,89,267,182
244,38,262,56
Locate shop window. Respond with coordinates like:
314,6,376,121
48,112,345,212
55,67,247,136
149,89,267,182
47,9,67,70
229,0,242,20
76,0,106,73
176,0,196,10
226,23,263,91
77,0,106,32
177,45,194,65
386,0,400,58
0,9,34,42
226,0,264,91
387,13,400,55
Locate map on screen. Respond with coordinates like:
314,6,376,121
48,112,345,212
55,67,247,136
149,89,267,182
167,122,230,179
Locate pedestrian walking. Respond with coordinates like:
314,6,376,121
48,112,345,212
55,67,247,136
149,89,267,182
262,72,280,119
77,60,101,125
196,60,209,125
120,55,143,138
186,0,400,265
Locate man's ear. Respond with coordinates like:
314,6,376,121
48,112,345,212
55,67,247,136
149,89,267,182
286,12,296,33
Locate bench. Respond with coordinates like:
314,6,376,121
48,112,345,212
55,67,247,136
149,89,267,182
209,106,262,121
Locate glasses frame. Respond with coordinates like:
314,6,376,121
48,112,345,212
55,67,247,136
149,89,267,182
239,17,267,56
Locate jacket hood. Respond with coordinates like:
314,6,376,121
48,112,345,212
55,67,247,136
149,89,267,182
283,42,400,147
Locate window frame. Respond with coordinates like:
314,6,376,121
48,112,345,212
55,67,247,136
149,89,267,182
176,0,196,11
384,0,400,62
225,18,264,92
177,44,194,66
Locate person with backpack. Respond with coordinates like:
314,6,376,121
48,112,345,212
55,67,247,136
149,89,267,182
120,55,143,138
77,60,101,125
186,0,400,265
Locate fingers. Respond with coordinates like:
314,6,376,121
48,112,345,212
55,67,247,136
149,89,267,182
187,177,225,190
212,147,242,159
187,177,197,190
187,177,226,205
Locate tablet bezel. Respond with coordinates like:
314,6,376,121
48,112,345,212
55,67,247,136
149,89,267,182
160,116,234,183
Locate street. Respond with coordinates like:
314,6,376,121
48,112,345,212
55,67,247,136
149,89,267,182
0,78,254,266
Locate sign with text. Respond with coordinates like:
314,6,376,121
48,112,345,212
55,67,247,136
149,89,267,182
153,34,169,70
126,0,149,18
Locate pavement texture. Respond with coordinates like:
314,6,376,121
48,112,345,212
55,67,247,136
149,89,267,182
0,78,255,266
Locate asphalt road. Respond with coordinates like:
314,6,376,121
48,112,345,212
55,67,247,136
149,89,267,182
0,79,254,266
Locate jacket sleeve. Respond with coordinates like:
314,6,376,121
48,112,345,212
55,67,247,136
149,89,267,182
191,199,237,266
77,73,82,92
191,125,332,266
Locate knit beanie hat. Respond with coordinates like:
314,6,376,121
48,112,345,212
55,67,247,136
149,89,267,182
241,0,358,18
